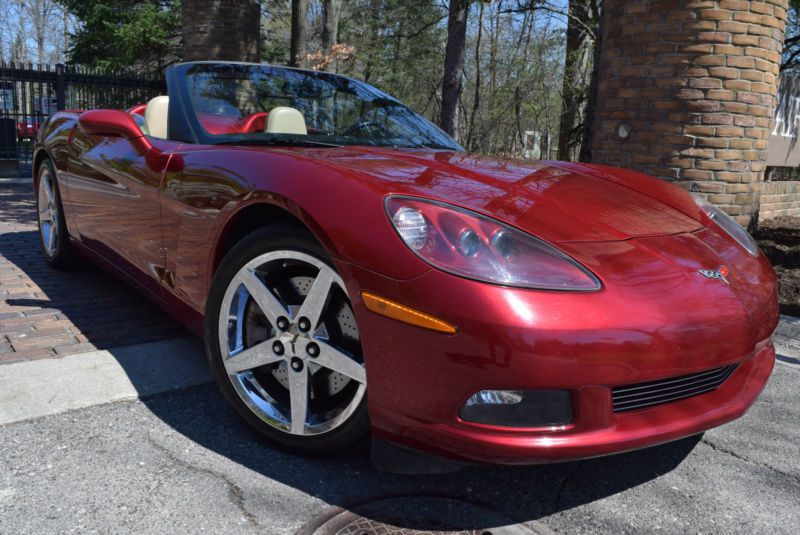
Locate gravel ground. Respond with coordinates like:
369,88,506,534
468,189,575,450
757,216,800,316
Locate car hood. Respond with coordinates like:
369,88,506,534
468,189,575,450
317,147,704,243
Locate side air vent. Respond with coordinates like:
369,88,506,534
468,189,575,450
612,364,739,413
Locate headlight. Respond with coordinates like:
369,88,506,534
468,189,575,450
385,196,601,291
693,195,758,256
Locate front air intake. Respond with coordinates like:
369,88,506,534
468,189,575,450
612,364,739,413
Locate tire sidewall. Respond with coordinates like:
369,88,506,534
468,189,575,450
204,225,370,455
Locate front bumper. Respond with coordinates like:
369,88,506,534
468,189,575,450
379,342,774,465
337,236,779,465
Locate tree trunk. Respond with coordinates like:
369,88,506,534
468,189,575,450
465,0,484,151
63,7,69,60
321,0,342,52
363,0,380,82
557,0,595,162
489,2,498,93
182,0,261,62
13,0,26,64
290,0,309,67
11,33,26,64
24,0,51,66
440,0,470,140
36,24,46,65
579,3,603,163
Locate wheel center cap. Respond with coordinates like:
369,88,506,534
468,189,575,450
284,333,300,355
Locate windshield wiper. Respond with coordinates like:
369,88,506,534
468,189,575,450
213,138,342,148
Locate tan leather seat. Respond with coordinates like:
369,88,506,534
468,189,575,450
265,107,307,135
144,96,169,139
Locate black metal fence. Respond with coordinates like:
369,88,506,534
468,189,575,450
0,63,165,163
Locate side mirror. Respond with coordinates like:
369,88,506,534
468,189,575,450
79,109,145,140
78,108,183,174
79,109,155,155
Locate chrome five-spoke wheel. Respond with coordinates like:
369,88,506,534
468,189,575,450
36,158,74,268
37,165,59,258
218,249,366,438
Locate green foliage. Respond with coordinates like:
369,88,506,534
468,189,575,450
260,0,447,124
59,0,569,156
785,1,800,71
460,2,565,155
261,0,292,65
257,0,567,155
336,0,447,118
58,0,181,75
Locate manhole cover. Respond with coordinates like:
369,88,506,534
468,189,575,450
297,496,553,535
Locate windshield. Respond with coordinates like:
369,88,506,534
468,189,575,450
181,63,461,150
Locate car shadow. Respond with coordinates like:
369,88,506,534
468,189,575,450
0,228,189,351
0,219,700,531
140,383,701,531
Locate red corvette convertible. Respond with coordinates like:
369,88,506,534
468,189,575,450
33,62,778,473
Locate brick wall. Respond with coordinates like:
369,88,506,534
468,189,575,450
591,0,788,228
760,181,800,220
182,0,261,62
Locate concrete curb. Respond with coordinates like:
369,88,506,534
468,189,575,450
0,336,210,425
774,314,800,367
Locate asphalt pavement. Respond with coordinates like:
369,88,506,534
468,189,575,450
0,331,798,534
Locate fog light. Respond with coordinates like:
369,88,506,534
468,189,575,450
459,389,573,428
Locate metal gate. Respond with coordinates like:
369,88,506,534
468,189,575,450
0,63,166,164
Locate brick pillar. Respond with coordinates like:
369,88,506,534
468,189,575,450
591,0,788,227
182,0,261,62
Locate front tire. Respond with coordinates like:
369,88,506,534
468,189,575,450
205,225,369,455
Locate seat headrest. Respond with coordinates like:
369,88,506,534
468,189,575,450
265,107,307,135
145,96,169,139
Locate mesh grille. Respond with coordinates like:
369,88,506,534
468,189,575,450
612,364,739,413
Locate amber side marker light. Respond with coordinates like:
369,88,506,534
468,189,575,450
360,291,457,334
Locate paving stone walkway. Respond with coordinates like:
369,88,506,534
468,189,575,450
0,178,188,364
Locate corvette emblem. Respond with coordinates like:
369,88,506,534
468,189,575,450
698,266,730,285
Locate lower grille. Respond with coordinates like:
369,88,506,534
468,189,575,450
612,364,739,413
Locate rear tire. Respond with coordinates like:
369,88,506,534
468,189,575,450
36,157,76,269
205,225,370,456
